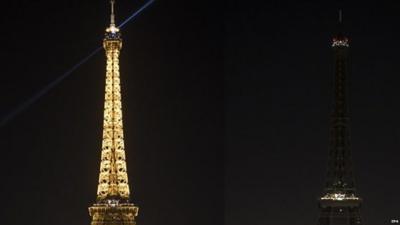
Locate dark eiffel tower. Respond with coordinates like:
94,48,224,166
317,12,363,225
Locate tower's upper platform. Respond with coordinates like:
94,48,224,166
332,36,349,48
105,25,121,40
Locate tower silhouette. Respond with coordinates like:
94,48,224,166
317,12,363,225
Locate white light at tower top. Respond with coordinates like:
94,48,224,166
332,37,349,47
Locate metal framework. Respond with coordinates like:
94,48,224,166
317,14,362,225
89,1,138,224
97,25,130,200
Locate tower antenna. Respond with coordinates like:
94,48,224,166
339,9,343,24
110,0,116,26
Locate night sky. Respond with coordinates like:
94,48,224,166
0,1,223,225
1,1,400,225
226,1,400,225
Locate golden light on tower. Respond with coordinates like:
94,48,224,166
89,1,138,224
97,21,128,201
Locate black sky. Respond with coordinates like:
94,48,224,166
0,1,223,225
226,1,400,225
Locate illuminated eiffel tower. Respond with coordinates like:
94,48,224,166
89,1,139,224
317,12,362,225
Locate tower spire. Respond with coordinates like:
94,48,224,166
110,0,116,27
338,9,343,24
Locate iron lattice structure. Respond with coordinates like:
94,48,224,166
317,19,362,225
89,1,138,225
